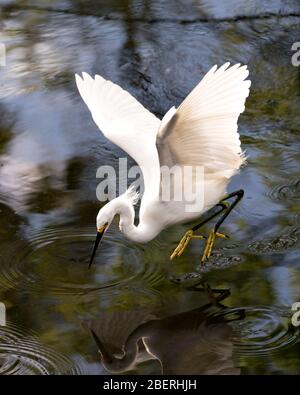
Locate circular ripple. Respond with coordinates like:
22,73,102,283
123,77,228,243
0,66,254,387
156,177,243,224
0,322,82,375
210,306,299,357
0,226,162,295
270,179,300,201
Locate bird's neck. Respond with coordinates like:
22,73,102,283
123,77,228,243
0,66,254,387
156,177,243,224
114,198,158,243
101,334,139,373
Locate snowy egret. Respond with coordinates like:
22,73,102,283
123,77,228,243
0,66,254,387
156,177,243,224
87,290,244,374
75,63,251,268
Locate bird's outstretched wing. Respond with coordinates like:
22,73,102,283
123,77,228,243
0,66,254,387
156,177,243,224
75,73,161,199
157,63,251,180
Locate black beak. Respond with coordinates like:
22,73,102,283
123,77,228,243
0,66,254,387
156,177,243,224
89,329,112,362
90,329,104,350
89,227,106,269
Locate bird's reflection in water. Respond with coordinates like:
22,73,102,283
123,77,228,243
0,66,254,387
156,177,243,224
86,285,245,374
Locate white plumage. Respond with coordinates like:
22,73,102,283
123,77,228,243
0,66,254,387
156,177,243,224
75,63,250,263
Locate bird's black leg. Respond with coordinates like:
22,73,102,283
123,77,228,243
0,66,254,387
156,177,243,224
192,202,229,232
201,283,231,307
214,190,244,232
201,189,244,263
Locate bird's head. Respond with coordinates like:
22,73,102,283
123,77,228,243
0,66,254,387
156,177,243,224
89,187,139,269
96,201,116,231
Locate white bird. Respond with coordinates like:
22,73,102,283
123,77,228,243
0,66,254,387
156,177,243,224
75,63,251,267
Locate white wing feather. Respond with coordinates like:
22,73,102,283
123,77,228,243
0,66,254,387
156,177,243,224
144,63,251,227
157,63,250,179
75,73,161,199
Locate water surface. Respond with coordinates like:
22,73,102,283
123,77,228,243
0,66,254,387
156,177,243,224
0,0,300,375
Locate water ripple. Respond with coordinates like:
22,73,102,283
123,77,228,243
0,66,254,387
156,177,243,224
269,179,300,201
0,226,163,295
0,322,82,375
210,306,299,357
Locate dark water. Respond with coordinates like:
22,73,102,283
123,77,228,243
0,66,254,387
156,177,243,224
0,0,300,375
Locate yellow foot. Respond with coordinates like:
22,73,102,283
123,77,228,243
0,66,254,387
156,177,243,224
201,230,229,264
170,230,206,261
